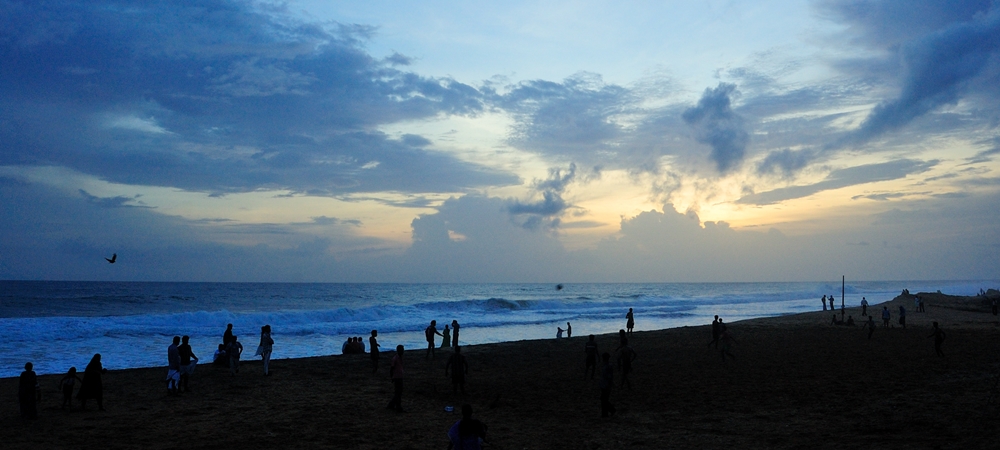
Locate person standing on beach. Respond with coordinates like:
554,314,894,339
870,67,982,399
708,315,721,348
369,330,380,374
928,322,946,356
19,362,38,419
59,367,83,410
223,323,234,347
452,320,461,347
78,353,106,411
862,315,876,340
442,325,452,348
626,308,635,336
387,345,405,412
881,306,891,328
584,335,599,379
445,346,468,394
829,295,835,311
861,297,868,316
255,325,273,376
898,306,906,329
167,336,181,395
228,336,243,375
617,338,637,389
567,322,572,338
822,295,827,311
599,352,615,417
178,335,199,392
426,320,443,359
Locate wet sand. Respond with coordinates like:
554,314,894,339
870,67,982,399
3,292,1000,449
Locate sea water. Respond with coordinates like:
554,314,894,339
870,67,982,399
1,280,994,378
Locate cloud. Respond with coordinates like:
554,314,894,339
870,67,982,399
78,189,149,208
824,1,1000,146
737,159,937,205
507,164,579,229
0,0,513,197
757,148,818,177
682,83,750,173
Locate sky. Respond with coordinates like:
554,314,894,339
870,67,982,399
2,0,1000,282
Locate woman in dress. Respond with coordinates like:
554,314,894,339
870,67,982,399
255,325,274,376
78,353,106,411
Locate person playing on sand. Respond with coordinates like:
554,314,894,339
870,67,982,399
708,315,721,348
720,329,737,361
584,335,599,379
599,352,615,417
370,330,380,374
556,326,564,339
445,346,469,394
442,325,451,348
426,320,444,359
59,366,83,410
178,335,199,391
861,297,869,316
617,338,637,389
928,322,946,357
19,362,38,419
78,353,107,411
862,314,876,340
447,404,488,450
167,336,181,395
881,306,891,328
228,336,243,375
626,308,635,336
255,325,273,376
387,345,405,412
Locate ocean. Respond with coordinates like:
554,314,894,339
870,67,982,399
2,280,995,378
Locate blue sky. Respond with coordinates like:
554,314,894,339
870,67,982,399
2,0,999,282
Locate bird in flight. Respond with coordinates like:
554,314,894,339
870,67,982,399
105,253,117,264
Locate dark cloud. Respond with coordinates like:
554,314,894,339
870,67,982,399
0,0,514,196
78,190,150,208
823,1,1000,146
495,73,629,163
757,148,817,177
737,159,937,205
507,164,577,229
682,83,750,173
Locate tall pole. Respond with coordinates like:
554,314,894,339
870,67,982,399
841,276,845,319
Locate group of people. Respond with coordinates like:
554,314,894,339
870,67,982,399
424,319,461,359
342,336,367,354
19,354,107,419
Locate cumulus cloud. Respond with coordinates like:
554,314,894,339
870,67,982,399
507,164,579,229
682,83,750,173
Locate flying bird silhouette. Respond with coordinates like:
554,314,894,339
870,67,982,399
105,253,117,264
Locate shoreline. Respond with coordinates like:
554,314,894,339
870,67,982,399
4,292,1000,449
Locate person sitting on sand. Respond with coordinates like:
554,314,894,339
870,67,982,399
846,315,855,326
213,344,228,366
59,366,83,410
556,326,564,339
832,314,843,325
447,404,488,450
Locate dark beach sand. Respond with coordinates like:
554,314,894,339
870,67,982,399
4,293,1000,449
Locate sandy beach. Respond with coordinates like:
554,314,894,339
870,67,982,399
4,292,1000,449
